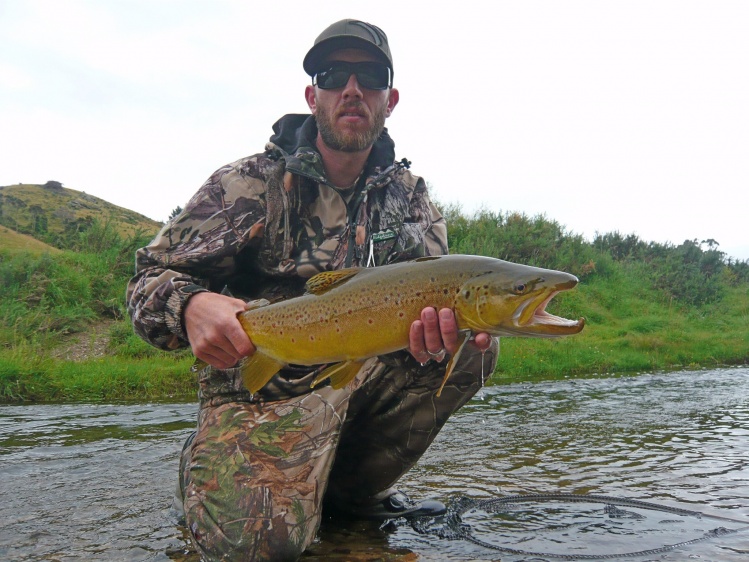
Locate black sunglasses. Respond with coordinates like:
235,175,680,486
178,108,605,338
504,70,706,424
313,61,392,91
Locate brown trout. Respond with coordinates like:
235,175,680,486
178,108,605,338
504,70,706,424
231,254,584,396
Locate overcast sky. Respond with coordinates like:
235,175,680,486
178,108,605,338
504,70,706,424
2,0,747,261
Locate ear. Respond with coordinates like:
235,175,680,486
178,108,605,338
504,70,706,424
385,87,399,118
305,85,317,114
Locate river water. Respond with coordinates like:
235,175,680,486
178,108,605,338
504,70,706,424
1,367,747,561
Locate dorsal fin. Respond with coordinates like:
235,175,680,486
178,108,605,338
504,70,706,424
305,268,362,295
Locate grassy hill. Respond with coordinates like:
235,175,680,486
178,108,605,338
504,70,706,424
0,225,61,254
0,182,161,244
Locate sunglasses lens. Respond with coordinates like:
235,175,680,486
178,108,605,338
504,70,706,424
316,68,350,89
315,62,390,90
357,64,390,89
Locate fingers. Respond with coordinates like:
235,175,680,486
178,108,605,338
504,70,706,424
184,292,256,369
472,332,493,352
408,319,430,364
436,308,460,355
408,307,493,364
408,307,458,363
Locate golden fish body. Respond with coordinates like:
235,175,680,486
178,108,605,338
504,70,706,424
236,254,585,395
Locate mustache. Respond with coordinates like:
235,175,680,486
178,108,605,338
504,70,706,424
336,102,370,118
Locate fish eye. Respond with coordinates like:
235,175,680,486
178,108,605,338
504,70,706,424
513,283,527,294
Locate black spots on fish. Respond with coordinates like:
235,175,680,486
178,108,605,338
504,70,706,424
309,334,315,342
430,277,436,283
443,288,450,295
367,318,374,325
398,311,405,318
463,290,471,299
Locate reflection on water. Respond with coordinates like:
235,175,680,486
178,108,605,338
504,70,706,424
1,367,748,561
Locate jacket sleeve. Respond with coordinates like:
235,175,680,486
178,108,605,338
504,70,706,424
126,161,268,351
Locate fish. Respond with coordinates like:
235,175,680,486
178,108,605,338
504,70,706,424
227,254,585,396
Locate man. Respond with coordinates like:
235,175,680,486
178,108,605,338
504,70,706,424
127,19,497,562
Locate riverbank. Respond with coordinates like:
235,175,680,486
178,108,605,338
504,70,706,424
2,209,747,404
1,275,746,403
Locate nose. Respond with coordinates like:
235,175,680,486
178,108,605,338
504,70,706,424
341,73,363,99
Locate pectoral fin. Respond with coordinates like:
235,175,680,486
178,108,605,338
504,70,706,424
239,352,286,394
190,359,209,373
436,333,472,397
310,361,365,390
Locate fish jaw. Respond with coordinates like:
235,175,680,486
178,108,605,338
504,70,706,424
513,287,586,336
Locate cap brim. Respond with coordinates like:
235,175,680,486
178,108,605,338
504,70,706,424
303,36,392,76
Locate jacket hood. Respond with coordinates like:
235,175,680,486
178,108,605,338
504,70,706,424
268,113,396,177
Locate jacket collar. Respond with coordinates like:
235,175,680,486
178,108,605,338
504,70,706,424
267,114,397,185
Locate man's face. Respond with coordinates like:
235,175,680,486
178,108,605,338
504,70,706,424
305,49,399,153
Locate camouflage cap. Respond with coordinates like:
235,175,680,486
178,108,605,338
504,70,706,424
303,19,393,76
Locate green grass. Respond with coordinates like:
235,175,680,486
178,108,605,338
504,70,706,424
0,352,195,403
0,208,747,403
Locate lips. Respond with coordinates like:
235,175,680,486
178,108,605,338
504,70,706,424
337,104,368,121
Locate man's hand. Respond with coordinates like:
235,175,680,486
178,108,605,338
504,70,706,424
184,292,255,369
408,307,492,364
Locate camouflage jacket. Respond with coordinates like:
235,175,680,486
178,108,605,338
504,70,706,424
127,113,448,354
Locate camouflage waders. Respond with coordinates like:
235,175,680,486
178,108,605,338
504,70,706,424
179,343,497,562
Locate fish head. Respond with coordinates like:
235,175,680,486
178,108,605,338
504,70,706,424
454,263,585,337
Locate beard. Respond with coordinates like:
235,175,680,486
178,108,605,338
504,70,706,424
315,100,387,152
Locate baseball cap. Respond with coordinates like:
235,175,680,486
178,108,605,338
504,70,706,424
303,19,393,77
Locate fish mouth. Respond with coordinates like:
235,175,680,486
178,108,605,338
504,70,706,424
515,281,585,336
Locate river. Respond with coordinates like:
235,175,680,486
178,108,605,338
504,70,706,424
1,367,747,561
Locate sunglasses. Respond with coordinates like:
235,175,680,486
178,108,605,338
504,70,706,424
313,61,392,90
